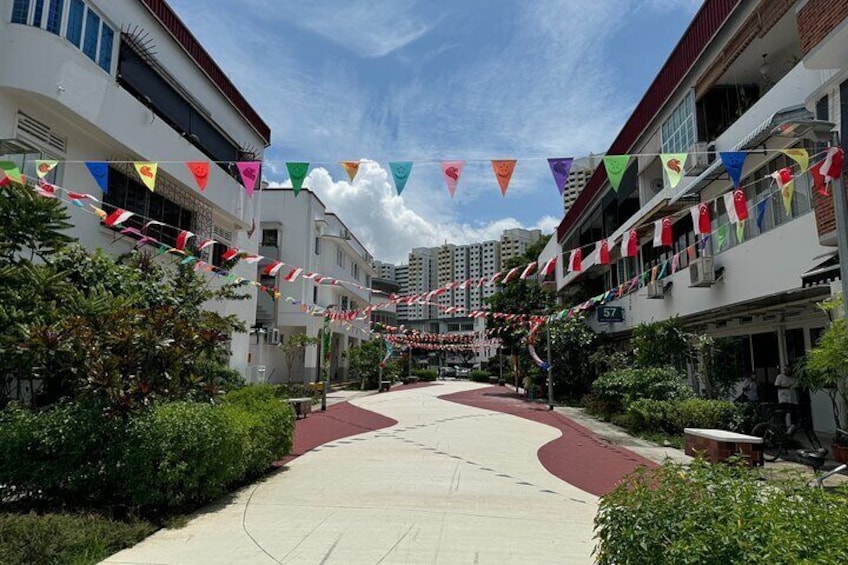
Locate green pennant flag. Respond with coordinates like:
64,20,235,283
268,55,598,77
736,220,745,243
602,155,630,192
0,161,24,184
717,225,727,250
661,153,688,189
286,162,310,196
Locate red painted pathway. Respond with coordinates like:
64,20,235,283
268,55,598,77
440,386,657,496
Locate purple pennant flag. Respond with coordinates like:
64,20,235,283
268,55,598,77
719,152,747,187
85,162,109,194
548,158,574,196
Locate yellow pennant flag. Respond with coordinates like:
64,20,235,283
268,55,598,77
781,148,809,173
661,153,688,188
133,162,159,191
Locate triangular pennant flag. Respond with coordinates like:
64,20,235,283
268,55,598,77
133,162,158,191
85,162,109,194
717,225,727,250
0,161,23,185
736,220,745,243
440,160,465,198
491,160,517,196
690,202,711,235
653,217,672,247
568,249,582,273
285,162,309,196
547,158,573,196
781,148,809,173
389,162,413,195
723,192,739,224
34,160,58,179
595,240,610,265
340,161,360,182
602,155,630,192
771,167,794,216
756,200,768,232
104,208,134,227
719,151,747,187
661,153,688,188
186,161,210,191
237,162,260,197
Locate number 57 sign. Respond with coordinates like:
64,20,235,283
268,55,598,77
597,306,624,323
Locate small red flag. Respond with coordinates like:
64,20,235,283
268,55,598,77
568,249,583,272
733,189,749,221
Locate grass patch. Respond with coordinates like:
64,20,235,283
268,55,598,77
633,430,684,449
0,511,156,565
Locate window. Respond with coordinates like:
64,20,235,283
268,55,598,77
661,91,697,153
261,229,278,247
314,237,321,255
98,23,113,71
82,8,99,61
45,0,62,33
65,0,83,46
32,0,44,27
815,95,829,121
312,286,318,304
103,167,194,249
336,246,345,268
11,0,29,24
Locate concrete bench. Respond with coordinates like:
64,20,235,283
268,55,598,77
488,376,499,384
288,397,312,420
684,428,763,467
379,380,392,392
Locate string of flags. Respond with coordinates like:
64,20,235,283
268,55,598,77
0,146,824,202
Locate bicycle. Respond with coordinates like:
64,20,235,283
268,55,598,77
751,405,822,462
794,430,848,490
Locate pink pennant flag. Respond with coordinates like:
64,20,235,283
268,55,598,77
440,160,465,198
237,162,260,197
175,230,194,251
653,217,672,248
595,240,610,265
519,261,537,280
568,249,582,273
104,209,134,227
540,256,557,277
283,267,303,282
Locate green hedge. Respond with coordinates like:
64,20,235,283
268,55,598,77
595,459,848,564
0,385,295,512
590,367,693,415
626,398,744,435
411,369,438,381
470,370,490,382
0,512,155,565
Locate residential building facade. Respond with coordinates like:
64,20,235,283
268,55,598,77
563,155,602,214
544,0,848,434
0,0,270,374
251,187,377,383
500,228,542,263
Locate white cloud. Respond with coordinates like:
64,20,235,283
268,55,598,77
270,161,557,263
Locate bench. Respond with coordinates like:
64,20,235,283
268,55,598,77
379,380,392,392
684,428,763,467
288,397,312,420
402,376,419,385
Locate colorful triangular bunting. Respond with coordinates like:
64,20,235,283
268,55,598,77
602,155,630,192
661,153,687,189
285,162,308,196
440,160,465,198
186,161,210,191
547,158,573,196
133,162,158,191
85,162,109,194
491,160,516,196
389,162,413,195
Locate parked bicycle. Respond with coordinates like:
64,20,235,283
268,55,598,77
795,430,848,490
751,404,822,462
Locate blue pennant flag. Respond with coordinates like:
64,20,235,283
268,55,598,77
719,151,747,187
389,161,413,195
756,200,768,232
85,162,109,194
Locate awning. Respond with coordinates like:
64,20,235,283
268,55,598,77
801,252,840,288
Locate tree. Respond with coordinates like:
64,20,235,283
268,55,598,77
0,181,73,263
546,316,606,401
346,339,394,390
804,297,848,436
632,318,691,371
278,333,319,381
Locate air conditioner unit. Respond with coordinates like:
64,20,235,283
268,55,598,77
265,328,281,345
646,280,665,299
687,142,711,175
689,256,716,287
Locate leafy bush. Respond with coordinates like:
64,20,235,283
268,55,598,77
595,459,848,564
627,398,744,435
0,511,155,565
470,370,490,382
626,399,674,433
591,367,693,414
632,318,690,370
411,369,438,381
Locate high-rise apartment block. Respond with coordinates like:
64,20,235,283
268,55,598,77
563,155,602,214
500,228,542,264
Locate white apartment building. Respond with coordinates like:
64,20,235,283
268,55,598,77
373,259,396,282
394,264,409,321
500,228,542,263
0,0,270,374
251,187,377,383
547,0,848,434
406,247,437,320
563,155,602,214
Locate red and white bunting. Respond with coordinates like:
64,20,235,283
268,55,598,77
519,261,537,280
175,230,194,251
652,218,672,248
568,249,582,272
264,261,285,276
621,229,638,258
595,240,610,265
690,203,711,235
104,208,134,227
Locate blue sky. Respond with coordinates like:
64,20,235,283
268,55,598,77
169,0,701,262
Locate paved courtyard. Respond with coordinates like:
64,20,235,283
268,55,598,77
104,382,655,564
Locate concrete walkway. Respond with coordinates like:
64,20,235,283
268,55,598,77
104,382,628,564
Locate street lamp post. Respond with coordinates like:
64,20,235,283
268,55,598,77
546,320,554,411
773,120,847,328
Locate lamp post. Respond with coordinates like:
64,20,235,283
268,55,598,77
546,319,554,411
772,120,847,328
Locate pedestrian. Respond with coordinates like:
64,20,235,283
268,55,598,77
736,374,758,403
774,365,798,429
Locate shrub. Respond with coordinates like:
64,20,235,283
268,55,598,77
470,370,490,382
632,318,690,370
0,511,155,565
594,459,848,564
626,399,674,433
411,369,438,381
668,398,738,431
591,367,693,413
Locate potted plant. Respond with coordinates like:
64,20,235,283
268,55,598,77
804,297,848,463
